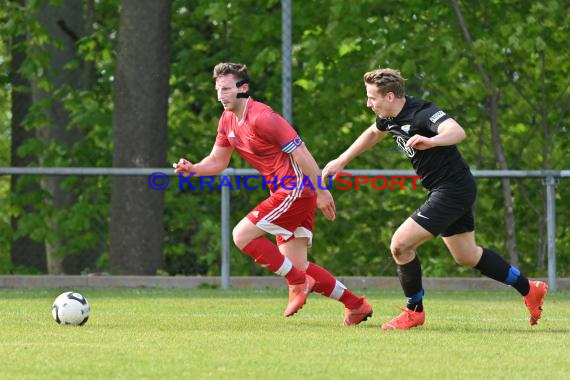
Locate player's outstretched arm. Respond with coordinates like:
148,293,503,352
323,124,387,178
173,146,233,177
405,118,466,150
291,145,336,221
431,118,466,146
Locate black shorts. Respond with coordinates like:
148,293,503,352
411,171,477,237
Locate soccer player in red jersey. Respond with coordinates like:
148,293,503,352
174,63,372,324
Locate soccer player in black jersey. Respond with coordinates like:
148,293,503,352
323,68,548,330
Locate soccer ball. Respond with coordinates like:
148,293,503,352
52,291,90,326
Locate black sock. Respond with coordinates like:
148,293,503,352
474,248,530,296
397,255,424,312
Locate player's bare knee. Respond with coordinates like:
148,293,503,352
232,226,251,250
390,240,413,263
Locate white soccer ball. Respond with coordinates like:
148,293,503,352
52,291,90,326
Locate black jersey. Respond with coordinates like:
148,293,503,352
376,96,469,189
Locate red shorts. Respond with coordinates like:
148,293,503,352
246,191,316,246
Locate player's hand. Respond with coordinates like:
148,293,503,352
173,158,195,177
316,189,336,221
405,135,435,150
322,158,345,182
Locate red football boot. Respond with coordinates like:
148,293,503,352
344,297,373,326
284,275,316,317
381,307,425,330
523,280,548,326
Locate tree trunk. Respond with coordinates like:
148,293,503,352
58,0,98,275
110,0,171,274
10,0,46,272
32,0,90,274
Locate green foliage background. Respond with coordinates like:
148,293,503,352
0,0,568,276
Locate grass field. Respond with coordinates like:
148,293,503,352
0,288,568,379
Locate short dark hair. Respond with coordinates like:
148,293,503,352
363,68,406,97
212,62,249,83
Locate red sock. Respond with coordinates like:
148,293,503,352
306,263,362,309
242,238,305,284
339,291,363,310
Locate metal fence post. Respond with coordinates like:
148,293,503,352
221,185,230,289
544,175,558,291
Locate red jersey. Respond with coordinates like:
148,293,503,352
215,98,314,197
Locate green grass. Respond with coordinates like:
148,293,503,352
0,288,568,380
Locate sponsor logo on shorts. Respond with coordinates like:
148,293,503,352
416,212,430,220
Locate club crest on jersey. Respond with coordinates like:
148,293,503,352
251,211,259,218
401,124,411,134
228,130,236,138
